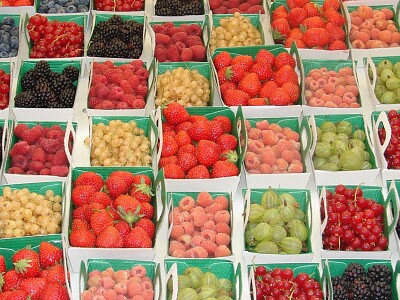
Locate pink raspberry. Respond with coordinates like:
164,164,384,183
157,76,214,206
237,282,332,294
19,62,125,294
136,84,148,97
155,46,167,62
132,98,145,109
215,232,231,246
95,84,109,99
119,80,133,94
214,210,230,224
134,68,149,80
155,33,171,46
29,161,44,173
128,75,140,90
116,102,129,109
121,94,136,107
21,127,42,145
175,41,186,53
171,31,188,43
201,240,217,256
8,167,24,174
167,26,180,36
39,168,51,175
215,222,231,235
32,147,46,163
214,245,231,256
108,86,124,101
96,100,115,109
123,69,134,79
152,24,168,34
40,138,61,154
91,74,107,85
10,141,30,157
52,149,69,166
110,73,124,85
88,97,102,108
192,211,208,228
11,154,28,170
180,48,193,61
50,165,69,177
14,124,29,138
185,24,202,36
196,192,213,208
190,45,206,61
185,35,203,47
89,86,96,97
166,45,180,62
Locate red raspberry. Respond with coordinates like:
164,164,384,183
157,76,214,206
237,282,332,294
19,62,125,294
21,127,42,145
136,84,148,97
152,24,168,34
119,80,133,94
134,68,149,80
29,161,44,173
40,168,51,175
40,139,61,154
167,26,180,37
96,100,114,109
190,45,206,61
213,6,228,13
155,46,167,62
238,2,251,11
95,84,109,99
180,48,193,61
185,35,203,47
175,41,186,53
166,45,180,62
122,69,134,79
185,24,202,36
52,149,69,166
103,69,121,81
32,147,46,163
209,0,222,9
155,33,171,46
8,167,24,174
128,75,140,90
88,97,102,108
89,86,96,97
91,74,107,85
132,98,146,108
171,31,188,43
46,129,64,141
116,102,129,109
14,124,29,138
10,141,30,157
247,5,264,13
108,86,124,100
121,94,136,107
50,166,69,177
110,73,124,85
11,154,28,170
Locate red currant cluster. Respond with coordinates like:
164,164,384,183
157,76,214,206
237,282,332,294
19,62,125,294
94,0,144,11
27,14,84,59
253,266,324,300
321,184,388,251
0,69,10,110
378,109,400,169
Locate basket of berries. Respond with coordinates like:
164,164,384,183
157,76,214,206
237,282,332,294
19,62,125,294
0,61,12,117
0,15,20,59
153,0,205,19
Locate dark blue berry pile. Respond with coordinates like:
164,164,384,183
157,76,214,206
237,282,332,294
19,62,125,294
0,16,19,58
38,0,89,13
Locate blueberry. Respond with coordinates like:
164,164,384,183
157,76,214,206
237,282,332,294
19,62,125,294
38,4,48,12
10,27,19,37
0,52,8,58
10,36,18,49
78,0,89,5
1,33,10,44
0,44,10,52
1,25,11,32
57,0,69,4
57,7,66,12
48,7,57,13
41,0,49,5
70,0,79,6
47,0,55,8
54,3,62,9
66,5,77,12
9,49,17,57
78,4,88,11
1,17,14,26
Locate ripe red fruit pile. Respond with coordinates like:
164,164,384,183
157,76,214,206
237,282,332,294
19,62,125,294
159,102,239,179
0,69,10,110
213,50,300,106
209,0,264,14
1,0,32,6
0,242,69,300
69,171,156,249
7,123,72,177
153,22,206,62
253,266,324,300
321,184,388,251
271,0,348,50
89,60,149,109
94,0,144,11
27,14,84,58
378,110,400,169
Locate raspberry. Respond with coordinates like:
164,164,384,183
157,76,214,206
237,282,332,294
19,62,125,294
10,141,30,157
152,24,168,34
29,161,44,173
40,139,61,154
52,150,69,166
181,222,195,235
213,6,228,13
14,124,29,138
214,210,230,224
192,211,208,227
120,94,135,107
214,195,229,210
46,129,64,141
108,86,124,100
214,245,231,256
209,0,222,9
132,98,145,109
247,5,264,13
128,75,140,90
175,41,186,53
88,97,102,108
189,45,206,61
135,68,148,80
154,46,167,62
166,45,180,62
201,229,216,242
205,202,224,214
116,102,129,109
50,165,69,177
180,48,193,61
178,196,196,211
8,167,24,174
171,31,188,43
215,232,230,246
155,33,171,46
32,147,46,163
91,74,107,85
201,240,217,256
95,84,109,99
136,84,147,97
192,246,208,258
196,192,214,208
185,35,203,47
238,2,252,11
39,168,50,175
227,0,240,8
103,69,120,81
119,80,133,94
248,0,261,4
215,222,231,235
11,154,28,170
97,100,115,109
21,127,42,145
187,165,210,179
167,26,180,37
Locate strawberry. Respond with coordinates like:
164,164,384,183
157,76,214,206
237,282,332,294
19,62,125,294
39,283,69,300
287,0,310,9
250,62,273,81
187,165,210,179
90,210,114,236
176,121,193,132
211,160,239,178
3,290,28,300
325,22,346,42
303,2,321,16
272,10,288,21
0,255,6,273
106,175,129,199
208,120,225,141
213,51,232,71
259,81,278,99
108,170,136,187
255,49,275,65
124,227,152,248
188,121,212,142
287,7,307,28
273,65,298,86
223,89,250,106
40,264,65,285
196,140,221,168
114,195,141,215
114,221,131,238
72,204,88,220
220,82,237,97
268,88,291,106
190,115,208,123
139,202,154,219
38,242,62,269
71,185,97,207
281,82,300,103
159,156,178,168
73,172,104,191
325,9,345,26
302,16,325,28
161,136,179,157
328,40,347,50
216,134,238,151
271,19,290,41
213,115,232,133
220,150,238,163
217,67,230,85
248,98,267,106
13,249,40,278
302,27,331,48
163,102,190,125
225,64,245,83
177,144,196,156
231,55,254,72
163,164,185,179
71,219,89,231
285,38,307,48
177,152,198,172
89,191,112,207
69,228,96,247
19,277,46,300
131,174,152,186
84,202,105,222
274,52,296,69
96,226,124,248
323,0,340,11
136,218,156,239
288,27,304,40
0,270,23,291
130,180,154,203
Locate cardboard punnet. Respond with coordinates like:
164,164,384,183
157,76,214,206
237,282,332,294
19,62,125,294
0,234,72,299
3,120,76,184
84,58,155,117
268,0,350,60
165,258,242,300
65,167,166,272
211,45,303,118
0,59,16,119
248,263,324,299
323,259,397,300
87,115,158,169
371,110,400,182
301,59,363,115
242,188,315,264
364,56,400,112
0,118,13,184
319,184,399,259
165,191,234,259
79,259,161,299
11,59,85,121
308,113,380,186
386,180,400,255
0,14,23,60
244,115,312,189
155,106,245,193
345,0,400,62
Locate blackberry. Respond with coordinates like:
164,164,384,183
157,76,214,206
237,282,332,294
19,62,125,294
62,66,80,82
59,87,76,108
14,91,39,108
177,0,202,15
21,70,38,91
348,278,372,300
331,276,348,300
370,282,391,300
33,60,52,78
50,74,72,95
155,0,202,15
31,85,57,108
102,25,120,40
367,264,392,284
344,263,367,282
87,41,106,57
108,14,123,25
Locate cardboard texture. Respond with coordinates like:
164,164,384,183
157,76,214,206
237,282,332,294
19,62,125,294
319,184,399,259
242,188,314,263
65,166,165,272
243,115,312,189
309,113,380,186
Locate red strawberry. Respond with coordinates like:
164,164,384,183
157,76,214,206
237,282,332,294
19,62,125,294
159,156,178,168
213,116,232,133
259,80,279,99
96,226,124,248
71,219,89,231
255,49,275,65
273,65,298,86
216,134,238,151
328,40,347,50
208,120,225,141
250,62,273,81
220,82,237,96
217,67,229,85
40,264,65,285
114,221,131,238
213,51,232,71
274,52,296,69
124,227,152,248
131,174,152,186
38,242,62,269
139,202,154,219
72,204,88,220
89,191,112,207
211,160,239,178
0,270,23,291
0,255,6,273
136,218,156,239
285,38,307,48
223,89,250,106
220,150,238,163
163,102,190,125
39,283,69,300
238,73,261,97
174,130,191,147
325,22,346,42
196,140,221,168
69,228,96,248
3,290,28,300
161,136,179,157
281,82,300,103
71,185,97,207
302,16,325,28
19,277,46,300
302,27,331,48
84,202,105,222
271,19,290,41
106,176,129,199
323,0,340,11
303,2,321,16
225,64,245,83
231,55,254,72
90,210,114,236
325,9,345,26
287,7,307,28
248,98,267,106
188,121,211,142
187,165,211,179
176,121,193,132
130,180,154,203
13,249,40,278
163,164,185,179
268,88,291,106
108,170,136,187
177,144,196,156
114,195,141,215
177,152,198,172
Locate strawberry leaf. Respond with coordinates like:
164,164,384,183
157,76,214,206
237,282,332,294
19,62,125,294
14,259,32,274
